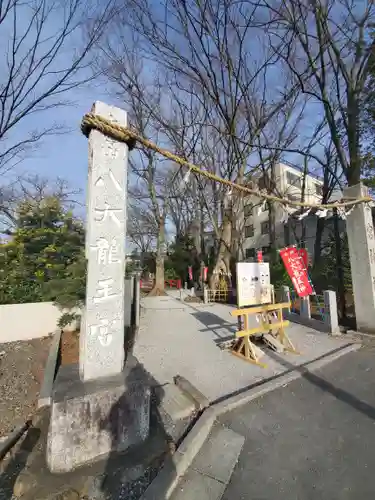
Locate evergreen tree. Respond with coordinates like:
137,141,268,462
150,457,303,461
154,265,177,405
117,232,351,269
0,196,85,308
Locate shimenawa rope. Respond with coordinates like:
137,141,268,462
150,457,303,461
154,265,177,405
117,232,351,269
81,113,372,210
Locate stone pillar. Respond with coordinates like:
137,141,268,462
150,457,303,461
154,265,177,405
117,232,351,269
344,183,375,333
134,274,141,328
282,286,291,311
300,296,311,319
323,290,340,335
124,277,134,328
80,101,128,381
47,102,150,473
281,285,291,318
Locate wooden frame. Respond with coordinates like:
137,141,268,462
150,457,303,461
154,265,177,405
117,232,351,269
230,302,299,366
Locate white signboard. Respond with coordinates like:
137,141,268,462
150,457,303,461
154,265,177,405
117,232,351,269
236,262,271,307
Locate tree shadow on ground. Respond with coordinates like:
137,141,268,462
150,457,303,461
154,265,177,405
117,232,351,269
266,348,375,421
98,353,176,500
191,311,237,343
0,425,40,499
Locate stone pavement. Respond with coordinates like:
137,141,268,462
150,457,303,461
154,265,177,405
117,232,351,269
218,346,375,500
170,422,244,500
134,295,355,403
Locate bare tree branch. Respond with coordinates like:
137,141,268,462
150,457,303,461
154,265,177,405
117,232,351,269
0,0,118,174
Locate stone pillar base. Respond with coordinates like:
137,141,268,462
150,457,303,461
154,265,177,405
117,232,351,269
47,362,150,473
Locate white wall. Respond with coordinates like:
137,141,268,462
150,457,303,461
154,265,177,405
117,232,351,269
0,302,78,343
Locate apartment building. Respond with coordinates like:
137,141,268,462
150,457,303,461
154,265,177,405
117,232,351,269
242,162,323,260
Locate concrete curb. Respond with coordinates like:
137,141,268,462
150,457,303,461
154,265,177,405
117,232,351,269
210,342,361,416
38,329,61,408
346,329,375,339
141,342,361,499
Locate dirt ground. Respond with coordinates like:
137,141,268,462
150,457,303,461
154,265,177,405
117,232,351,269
0,337,51,438
60,330,79,365
0,330,80,439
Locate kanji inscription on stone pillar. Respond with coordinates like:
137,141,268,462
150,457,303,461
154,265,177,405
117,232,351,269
80,101,128,381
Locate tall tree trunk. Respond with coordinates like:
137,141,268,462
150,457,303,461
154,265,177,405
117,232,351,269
267,163,277,264
149,217,166,296
209,215,232,290
347,90,361,186
333,208,346,320
313,217,325,267
268,201,277,264
313,164,330,267
300,219,306,248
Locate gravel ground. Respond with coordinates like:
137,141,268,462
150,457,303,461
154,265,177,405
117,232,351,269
0,337,51,437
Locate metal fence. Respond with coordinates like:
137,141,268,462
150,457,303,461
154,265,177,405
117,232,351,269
206,289,229,303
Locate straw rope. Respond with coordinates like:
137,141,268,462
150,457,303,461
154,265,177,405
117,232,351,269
81,112,372,210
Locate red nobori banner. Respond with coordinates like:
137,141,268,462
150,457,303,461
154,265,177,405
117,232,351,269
188,266,193,281
279,246,313,297
298,248,309,269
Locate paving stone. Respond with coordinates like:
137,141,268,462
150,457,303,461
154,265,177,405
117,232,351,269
190,423,244,484
170,469,225,500
160,384,195,421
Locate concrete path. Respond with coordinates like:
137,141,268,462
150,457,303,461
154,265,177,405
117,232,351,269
135,295,355,403
218,347,375,500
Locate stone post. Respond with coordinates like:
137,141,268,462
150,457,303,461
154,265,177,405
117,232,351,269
80,101,128,381
344,183,375,333
134,274,141,328
300,296,311,319
282,286,291,311
323,290,340,335
281,285,291,318
47,102,150,474
203,287,209,304
124,277,134,328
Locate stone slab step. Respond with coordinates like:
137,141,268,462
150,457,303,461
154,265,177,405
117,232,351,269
157,383,196,421
171,423,244,500
263,333,285,353
174,375,210,410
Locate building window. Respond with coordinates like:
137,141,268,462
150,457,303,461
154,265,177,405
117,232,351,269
288,193,300,202
245,224,254,238
245,248,255,259
286,171,300,187
315,184,323,196
262,246,270,254
258,175,270,190
244,203,253,217
261,221,269,234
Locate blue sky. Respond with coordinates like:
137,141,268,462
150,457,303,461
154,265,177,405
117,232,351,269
6,83,115,218
1,0,344,229
0,1,124,221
